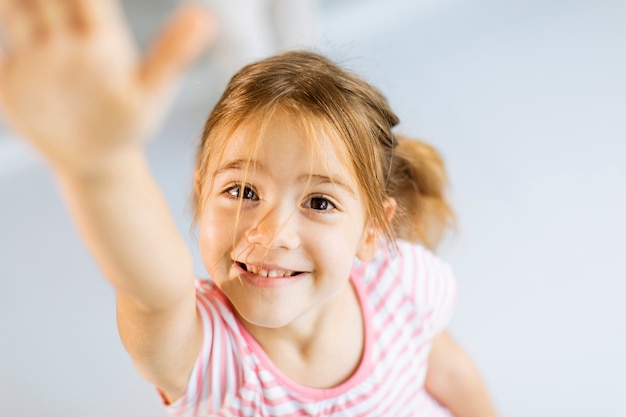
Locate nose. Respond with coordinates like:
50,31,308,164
246,205,300,250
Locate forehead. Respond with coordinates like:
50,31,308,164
217,110,356,181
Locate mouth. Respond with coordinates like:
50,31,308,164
236,262,304,278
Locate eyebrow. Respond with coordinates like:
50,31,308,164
215,159,356,196
298,174,356,197
214,159,260,175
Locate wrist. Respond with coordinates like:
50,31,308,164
52,144,148,185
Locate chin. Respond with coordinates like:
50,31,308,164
235,304,299,329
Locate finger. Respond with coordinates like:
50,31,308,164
36,0,73,38
139,5,217,93
0,42,6,81
0,0,44,50
66,0,125,34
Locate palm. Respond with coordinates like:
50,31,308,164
0,1,215,172
0,21,142,166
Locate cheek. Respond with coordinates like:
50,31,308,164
197,206,238,271
333,210,368,250
199,199,240,240
311,224,362,268
197,218,221,275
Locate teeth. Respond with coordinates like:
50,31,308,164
243,263,296,278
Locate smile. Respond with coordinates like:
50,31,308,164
236,262,303,278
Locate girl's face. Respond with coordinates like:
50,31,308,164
197,111,378,331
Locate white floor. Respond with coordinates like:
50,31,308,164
1,0,625,416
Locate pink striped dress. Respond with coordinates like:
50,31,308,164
164,240,457,416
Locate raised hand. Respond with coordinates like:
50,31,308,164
0,0,216,174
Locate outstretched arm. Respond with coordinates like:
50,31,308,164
0,0,215,401
425,331,499,417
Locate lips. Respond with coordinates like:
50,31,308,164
236,261,303,278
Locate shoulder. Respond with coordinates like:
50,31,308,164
163,279,250,414
395,241,459,338
354,240,458,337
194,278,239,328
395,240,455,286
354,239,454,287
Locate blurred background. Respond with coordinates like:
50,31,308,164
1,0,625,416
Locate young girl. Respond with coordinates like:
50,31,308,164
0,1,497,416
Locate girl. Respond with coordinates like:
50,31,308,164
0,1,497,416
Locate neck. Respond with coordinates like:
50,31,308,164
239,280,365,388
244,280,355,349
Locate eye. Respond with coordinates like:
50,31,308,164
227,184,259,201
304,196,336,211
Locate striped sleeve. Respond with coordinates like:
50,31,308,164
164,280,244,417
398,241,458,339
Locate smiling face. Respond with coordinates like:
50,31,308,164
197,110,378,331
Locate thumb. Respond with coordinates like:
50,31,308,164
139,5,217,93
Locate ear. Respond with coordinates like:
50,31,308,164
384,197,397,223
193,169,201,195
356,198,397,261
355,224,379,262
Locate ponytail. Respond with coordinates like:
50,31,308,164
387,136,455,250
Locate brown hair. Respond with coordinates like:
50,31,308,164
193,51,454,250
